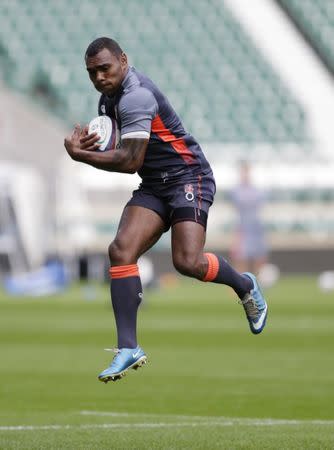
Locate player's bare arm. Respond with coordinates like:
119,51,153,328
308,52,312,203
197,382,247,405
64,125,148,174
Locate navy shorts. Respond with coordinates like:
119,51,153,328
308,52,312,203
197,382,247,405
126,172,216,230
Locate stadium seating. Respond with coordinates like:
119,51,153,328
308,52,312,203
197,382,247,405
0,0,308,147
278,0,334,75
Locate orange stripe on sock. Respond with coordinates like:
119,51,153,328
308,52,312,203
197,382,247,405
203,253,219,282
109,264,139,279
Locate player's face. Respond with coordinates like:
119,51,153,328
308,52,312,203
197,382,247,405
86,48,128,96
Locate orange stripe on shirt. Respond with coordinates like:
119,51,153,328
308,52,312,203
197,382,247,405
109,264,139,279
203,253,219,282
151,115,195,164
197,174,202,211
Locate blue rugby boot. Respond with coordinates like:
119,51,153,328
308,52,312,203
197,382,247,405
240,272,268,334
98,346,147,383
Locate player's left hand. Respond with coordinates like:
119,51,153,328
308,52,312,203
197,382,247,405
64,124,83,160
79,125,101,151
64,125,100,160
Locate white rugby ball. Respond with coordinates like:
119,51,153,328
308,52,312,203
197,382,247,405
88,115,120,151
318,271,334,292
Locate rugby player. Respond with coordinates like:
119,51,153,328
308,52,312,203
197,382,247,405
229,161,268,274
64,37,268,383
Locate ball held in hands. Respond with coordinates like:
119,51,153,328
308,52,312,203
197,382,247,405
88,116,120,151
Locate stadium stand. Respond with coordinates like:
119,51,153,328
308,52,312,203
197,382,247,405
0,0,308,147
1,0,334,260
278,0,334,76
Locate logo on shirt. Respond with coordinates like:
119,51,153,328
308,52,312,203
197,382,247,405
161,172,169,183
184,184,194,202
101,104,106,114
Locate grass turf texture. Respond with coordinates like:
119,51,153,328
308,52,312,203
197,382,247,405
0,276,333,449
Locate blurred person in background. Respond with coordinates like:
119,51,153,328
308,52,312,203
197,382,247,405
64,37,268,383
229,161,268,275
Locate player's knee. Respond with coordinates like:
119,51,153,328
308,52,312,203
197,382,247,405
173,253,200,278
108,240,135,266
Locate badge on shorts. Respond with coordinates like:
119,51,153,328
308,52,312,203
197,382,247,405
184,184,194,201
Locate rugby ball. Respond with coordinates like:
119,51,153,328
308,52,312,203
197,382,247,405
88,115,120,151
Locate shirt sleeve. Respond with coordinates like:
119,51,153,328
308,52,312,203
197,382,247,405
118,87,158,139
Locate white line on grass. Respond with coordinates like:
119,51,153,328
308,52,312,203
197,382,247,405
1,412,334,432
80,410,334,426
1,419,334,432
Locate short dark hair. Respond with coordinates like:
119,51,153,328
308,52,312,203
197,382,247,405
85,37,123,59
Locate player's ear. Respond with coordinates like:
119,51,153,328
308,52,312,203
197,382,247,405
120,52,128,69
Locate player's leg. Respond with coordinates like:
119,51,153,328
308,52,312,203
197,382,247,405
171,221,253,296
248,233,268,275
108,205,165,347
109,204,164,346
252,256,267,276
171,220,268,334
168,170,267,334
230,231,250,273
99,204,166,383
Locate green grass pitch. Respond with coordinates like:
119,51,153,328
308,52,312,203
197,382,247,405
0,275,333,449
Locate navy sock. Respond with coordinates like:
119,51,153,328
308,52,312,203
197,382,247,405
110,264,142,349
203,253,253,299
